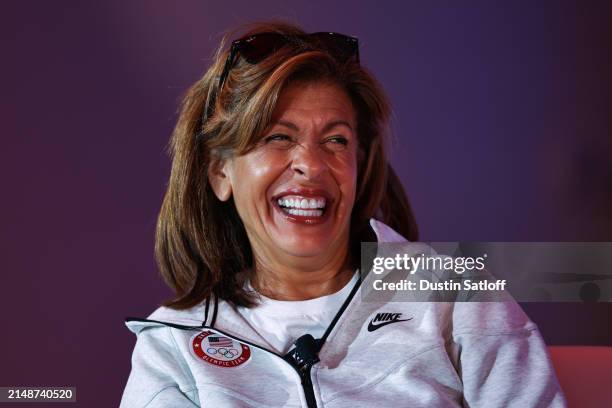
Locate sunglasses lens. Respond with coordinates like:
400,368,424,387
310,33,358,63
237,32,359,65
239,33,288,64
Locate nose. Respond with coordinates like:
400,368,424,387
290,143,327,180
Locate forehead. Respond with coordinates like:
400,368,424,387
270,81,356,129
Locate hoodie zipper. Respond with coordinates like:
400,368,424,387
301,365,317,408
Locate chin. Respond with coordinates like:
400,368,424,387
276,239,330,259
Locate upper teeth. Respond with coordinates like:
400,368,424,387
277,196,326,209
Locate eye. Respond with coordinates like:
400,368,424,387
264,134,292,143
326,136,349,146
322,136,349,150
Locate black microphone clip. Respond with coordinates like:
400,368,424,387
285,334,320,371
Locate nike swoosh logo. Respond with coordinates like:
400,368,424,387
367,317,412,332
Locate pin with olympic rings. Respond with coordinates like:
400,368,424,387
191,330,251,368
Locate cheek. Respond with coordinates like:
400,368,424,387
344,164,358,205
329,152,358,204
231,152,286,212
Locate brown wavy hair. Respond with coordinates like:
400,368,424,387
155,20,418,309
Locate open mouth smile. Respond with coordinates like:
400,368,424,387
272,194,332,225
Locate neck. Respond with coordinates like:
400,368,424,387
251,248,354,301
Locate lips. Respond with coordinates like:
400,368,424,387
271,188,334,225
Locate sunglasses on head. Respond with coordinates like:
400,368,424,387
201,31,360,132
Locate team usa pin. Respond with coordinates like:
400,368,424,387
191,330,251,368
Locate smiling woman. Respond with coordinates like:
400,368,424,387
121,20,565,408
153,21,417,310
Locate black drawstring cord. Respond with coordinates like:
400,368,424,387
211,294,219,328
202,296,210,327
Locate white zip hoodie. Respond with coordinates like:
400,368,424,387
120,219,566,408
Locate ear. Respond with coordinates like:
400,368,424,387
207,154,233,202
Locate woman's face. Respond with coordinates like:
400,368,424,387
211,81,358,265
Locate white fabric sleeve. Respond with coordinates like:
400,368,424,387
454,326,567,407
120,326,199,408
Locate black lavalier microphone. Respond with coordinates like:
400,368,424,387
284,334,320,370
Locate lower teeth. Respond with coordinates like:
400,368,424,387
282,207,323,217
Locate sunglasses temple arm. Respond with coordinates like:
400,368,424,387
203,45,239,125
218,45,239,94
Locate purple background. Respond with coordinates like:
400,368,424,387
1,1,611,406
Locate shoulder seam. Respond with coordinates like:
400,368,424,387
143,384,182,408
167,327,198,386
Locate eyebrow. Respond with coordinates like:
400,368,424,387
273,120,354,133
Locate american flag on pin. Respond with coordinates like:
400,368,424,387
208,336,233,347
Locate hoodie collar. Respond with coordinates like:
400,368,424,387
369,218,410,243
